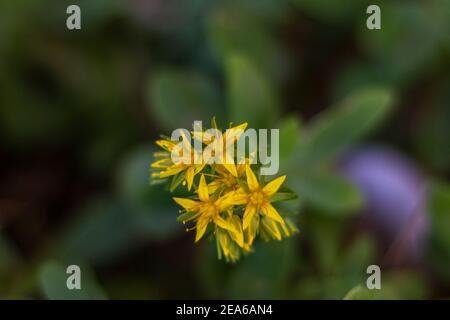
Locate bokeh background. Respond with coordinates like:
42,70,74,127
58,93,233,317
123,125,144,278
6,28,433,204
0,0,449,299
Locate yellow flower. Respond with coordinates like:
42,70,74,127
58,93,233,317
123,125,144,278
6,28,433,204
151,137,204,191
207,163,246,194
173,175,244,246
231,166,290,245
150,118,299,262
215,215,250,263
259,216,298,242
195,122,248,178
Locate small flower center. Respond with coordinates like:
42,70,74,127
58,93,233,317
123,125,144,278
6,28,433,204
224,174,235,188
249,191,265,206
203,202,219,217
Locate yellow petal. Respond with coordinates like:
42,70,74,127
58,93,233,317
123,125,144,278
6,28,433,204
156,139,177,152
194,163,206,174
245,213,259,246
186,166,195,191
159,165,185,178
152,151,170,158
242,205,257,230
173,197,199,210
229,215,244,247
261,203,285,224
150,158,170,169
226,122,248,140
280,221,291,237
236,163,246,177
214,165,229,176
261,217,282,240
222,190,248,207
245,166,260,191
263,175,286,196
198,174,209,202
222,162,238,177
231,122,248,131
195,217,209,242
214,215,235,233
207,180,221,194
216,227,231,256
216,193,234,210
151,172,161,178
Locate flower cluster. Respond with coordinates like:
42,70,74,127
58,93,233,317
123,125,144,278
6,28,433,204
150,119,298,262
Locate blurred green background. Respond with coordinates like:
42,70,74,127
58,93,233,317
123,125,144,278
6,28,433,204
0,0,449,299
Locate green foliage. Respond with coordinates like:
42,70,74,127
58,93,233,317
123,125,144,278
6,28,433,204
226,239,297,299
343,284,397,300
149,70,224,130
278,115,302,160
358,1,441,81
290,170,362,214
281,86,394,215
344,271,428,300
293,87,395,167
54,198,137,266
226,54,280,128
207,5,281,76
116,147,182,239
39,261,106,300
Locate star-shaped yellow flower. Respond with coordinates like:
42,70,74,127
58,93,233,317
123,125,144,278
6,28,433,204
151,135,204,190
194,122,247,177
173,175,244,246
231,166,287,244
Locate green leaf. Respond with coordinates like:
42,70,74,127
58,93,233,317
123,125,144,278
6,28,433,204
226,239,296,299
343,284,399,300
176,211,198,223
169,171,186,192
207,7,279,77
148,70,223,130
338,235,376,277
358,2,439,80
295,86,395,167
54,198,136,265
307,214,343,274
116,147,182,240
269,185,299,203
270,192,298,203
290,170,363,214
326,236,376,298
278,115,302,160
272,197,302,216
39,261,107,300
226,54,280,128
343,271,427,300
